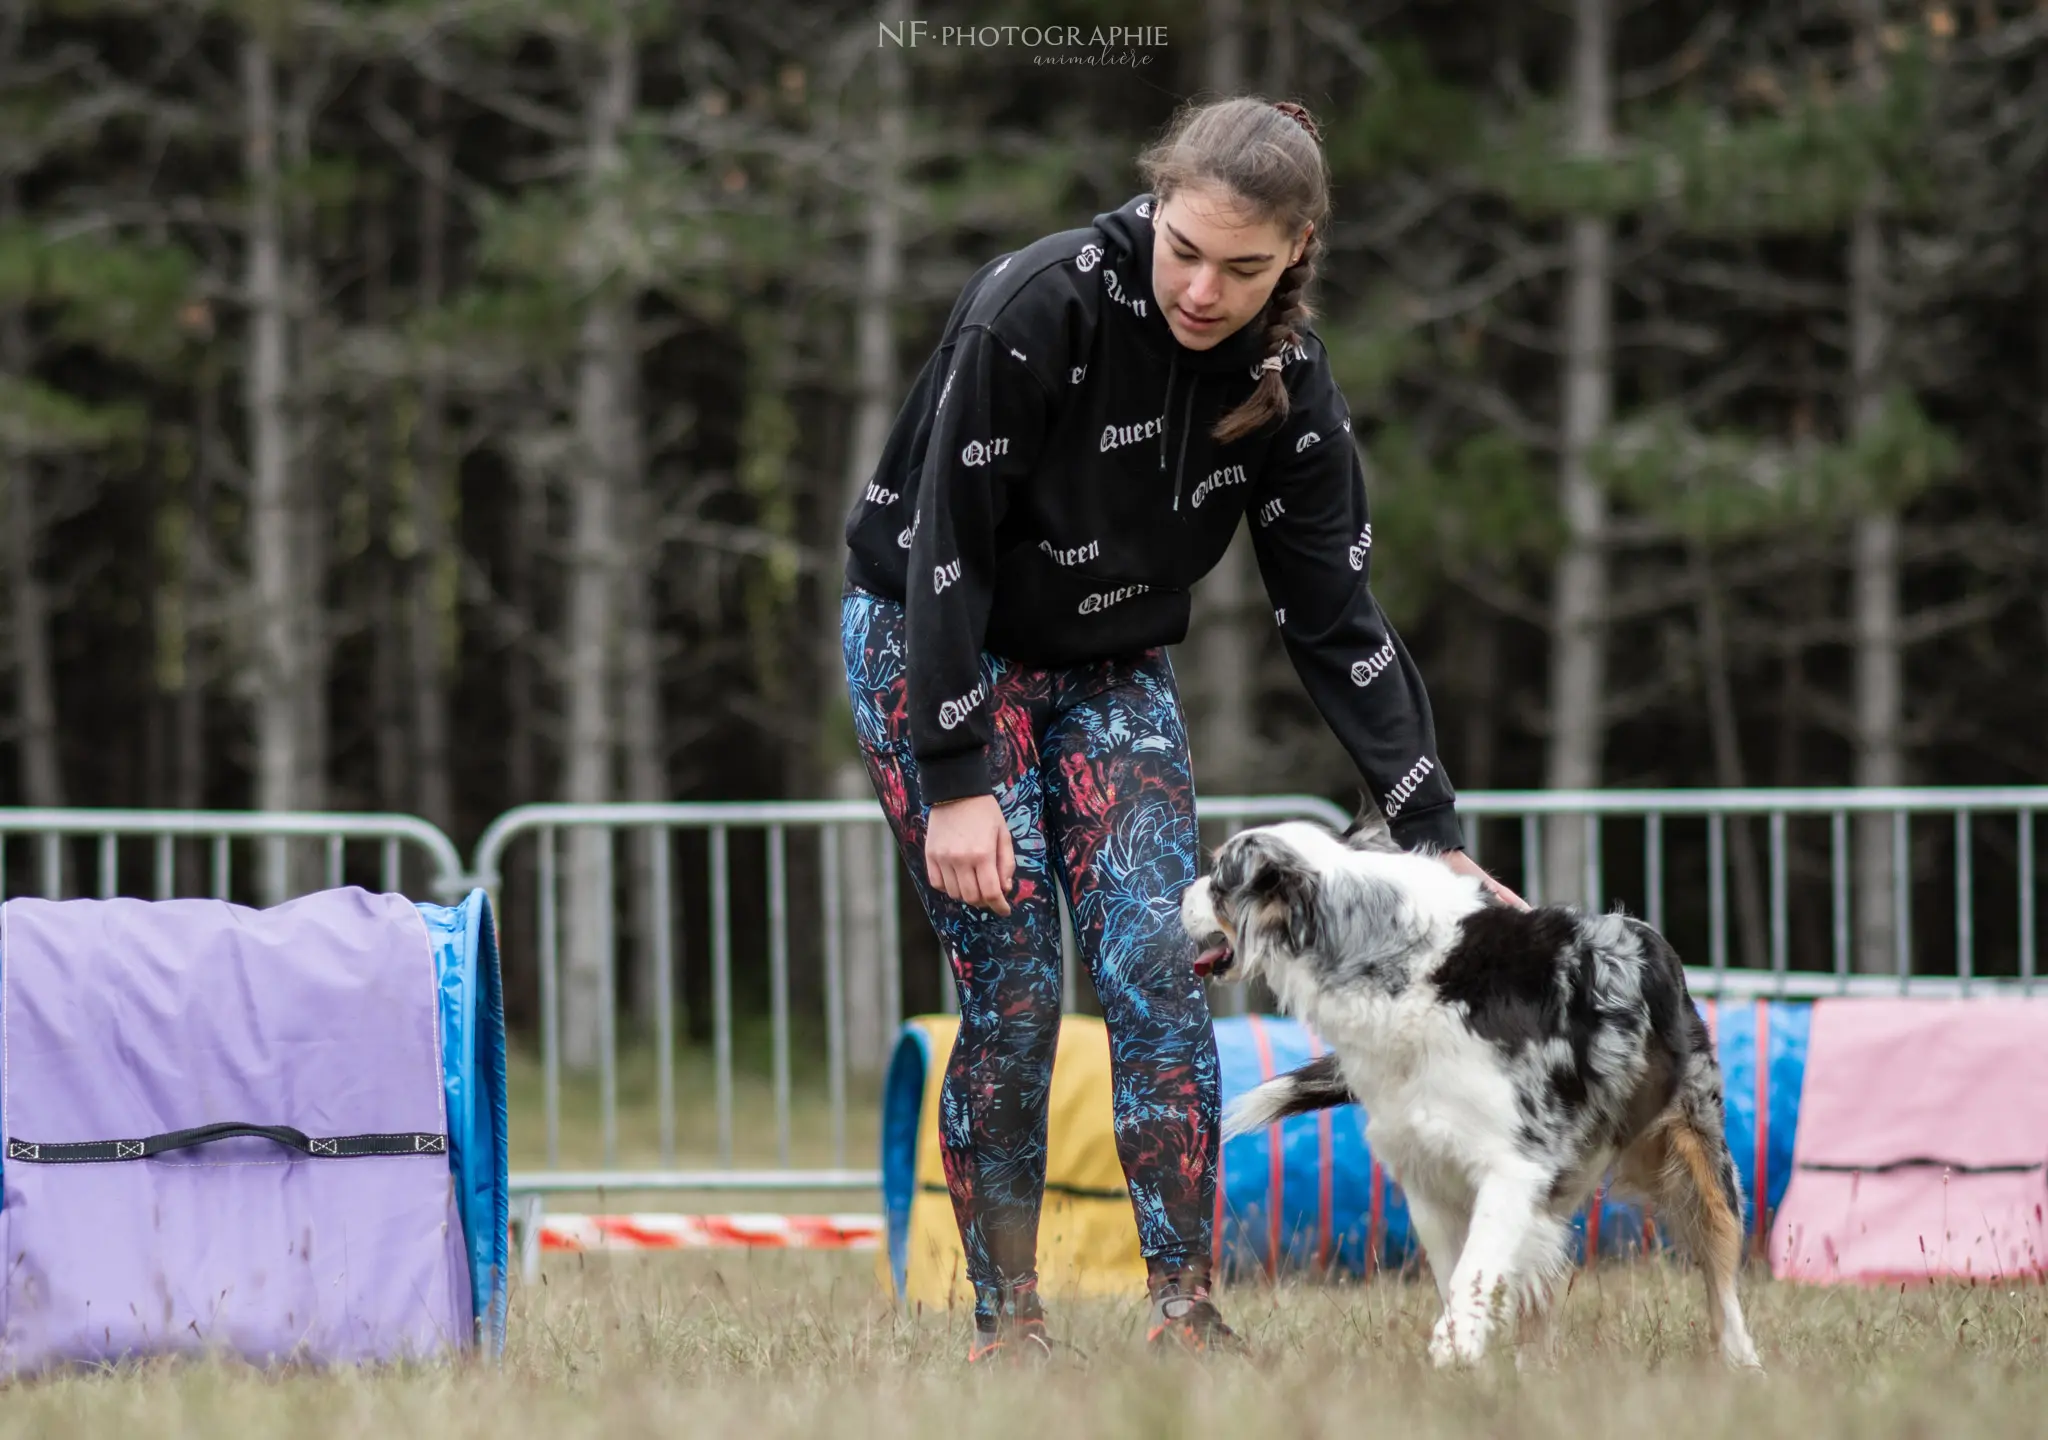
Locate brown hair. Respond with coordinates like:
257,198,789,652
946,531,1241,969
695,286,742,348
1137,97,1330,445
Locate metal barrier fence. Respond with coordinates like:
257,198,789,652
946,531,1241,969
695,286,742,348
1455,788,2044,1000
466,795,1347,1201
468,794,1351,1280
0,808,466,905
471,785,2048,1255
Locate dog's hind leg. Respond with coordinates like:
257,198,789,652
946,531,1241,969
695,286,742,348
1427,1167,1548,1369
1625,1113,1763,1372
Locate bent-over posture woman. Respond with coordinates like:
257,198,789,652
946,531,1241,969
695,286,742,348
840,96,1522,1363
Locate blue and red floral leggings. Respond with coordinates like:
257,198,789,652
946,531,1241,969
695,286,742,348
841,584,1220,1324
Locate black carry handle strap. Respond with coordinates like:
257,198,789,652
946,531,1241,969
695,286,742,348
1798,1156,2044,1176
7,1124,447,1164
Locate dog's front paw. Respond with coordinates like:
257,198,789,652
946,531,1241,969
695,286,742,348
1428,1315,1483,1370
1428,1326,1460,1370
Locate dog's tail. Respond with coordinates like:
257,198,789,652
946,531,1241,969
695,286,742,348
1221,1053,1353,1139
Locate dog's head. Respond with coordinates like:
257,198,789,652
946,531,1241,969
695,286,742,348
1180,823,1334,986
1182,817,1484,998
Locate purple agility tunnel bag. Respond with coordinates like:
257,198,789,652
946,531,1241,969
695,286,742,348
0,885,508,1375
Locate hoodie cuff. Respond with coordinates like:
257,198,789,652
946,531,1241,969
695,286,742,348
917,749,993,807
1388,801,1464,854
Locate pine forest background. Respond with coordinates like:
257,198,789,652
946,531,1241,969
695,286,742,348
4,0,2047,1063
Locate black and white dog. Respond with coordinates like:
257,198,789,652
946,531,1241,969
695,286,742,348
1182,809,1763,1372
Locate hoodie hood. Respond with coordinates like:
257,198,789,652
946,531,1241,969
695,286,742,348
1093,192,1275,376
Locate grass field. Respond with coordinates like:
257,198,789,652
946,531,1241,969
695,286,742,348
429,1045,2048,1439
3,1254,2043,1436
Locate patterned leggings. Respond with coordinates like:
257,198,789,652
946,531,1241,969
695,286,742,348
840,585,1220,1323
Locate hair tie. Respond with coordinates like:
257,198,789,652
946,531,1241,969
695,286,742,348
1260,354,1284,374
1271,101,1322,145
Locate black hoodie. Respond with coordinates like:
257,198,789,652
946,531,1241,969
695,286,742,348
843,192,1462,851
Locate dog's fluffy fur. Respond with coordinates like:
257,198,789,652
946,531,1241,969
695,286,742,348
1182,808,1762,1371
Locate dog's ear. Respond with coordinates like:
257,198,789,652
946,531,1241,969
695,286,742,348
1340,796,1401,855
1213,832,1322,953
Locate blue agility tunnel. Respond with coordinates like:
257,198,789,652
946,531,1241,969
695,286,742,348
1213,999,1809,1278
416,889,513,1352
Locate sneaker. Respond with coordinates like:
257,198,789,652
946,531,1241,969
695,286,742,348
966,1278,1061,1366
1145,1276,1248,1357
966,1314,1058,1366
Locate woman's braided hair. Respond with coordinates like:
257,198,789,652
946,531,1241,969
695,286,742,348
1137,96,1330,445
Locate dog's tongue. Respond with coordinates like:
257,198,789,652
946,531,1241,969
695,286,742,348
1193,942,1232,978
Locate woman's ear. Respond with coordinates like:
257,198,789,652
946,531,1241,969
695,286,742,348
1290,223,1313,266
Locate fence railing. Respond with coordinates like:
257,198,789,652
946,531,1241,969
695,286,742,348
1,787,2041,1278
0,808,467,906
1455,788,2043,999
466,794,1349,1200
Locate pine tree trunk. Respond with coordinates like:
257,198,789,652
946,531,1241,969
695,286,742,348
1261,0,1293,96
283,63,327,827
0,190,61,811
2035,194,2048,771
1206,0,1244,92
1690,542,1768,969
1543,0,1612,906
1194,533,1256,795
2039,223,2048,673
621,481,666,1033
1849,4,1902,975
179,356,219,814
1459,602,1499,791
507,453,542,807
832,0,909,1074
242,36,306,901
411,80,455,836
6,467,63,809
1191,0,1258,800
365,156,407,812
560,17,637,1073
1,445,63,809
500,444,544,1027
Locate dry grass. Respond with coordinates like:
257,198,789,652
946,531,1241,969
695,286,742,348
5,1253,2044,1437
432,1051,2048,1437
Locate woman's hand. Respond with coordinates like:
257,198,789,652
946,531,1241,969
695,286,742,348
1441,848,1529,910
926,793,1016,916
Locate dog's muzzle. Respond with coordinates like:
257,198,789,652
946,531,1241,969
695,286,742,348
1193,935,1235,979
1182,877,1236,979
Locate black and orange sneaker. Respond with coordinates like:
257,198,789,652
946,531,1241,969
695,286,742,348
966,1314,1057,1366
966,1278,1060,1366
1145,1274,1248,1357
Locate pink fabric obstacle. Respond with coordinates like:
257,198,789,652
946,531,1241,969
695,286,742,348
1770,998,2048,1284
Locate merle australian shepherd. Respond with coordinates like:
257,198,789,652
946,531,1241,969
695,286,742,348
1181,808,1763,1372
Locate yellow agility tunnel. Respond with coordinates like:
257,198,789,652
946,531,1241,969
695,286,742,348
877,1014,1146,1307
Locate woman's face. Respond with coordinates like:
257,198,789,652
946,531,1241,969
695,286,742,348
1151,182,1309,352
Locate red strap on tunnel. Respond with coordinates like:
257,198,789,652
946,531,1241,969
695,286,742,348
1753,998,1771,1252
1307,1027,1332,1274
1246,1013,1283,1280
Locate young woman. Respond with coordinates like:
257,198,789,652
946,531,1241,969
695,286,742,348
840,97,1525,1362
